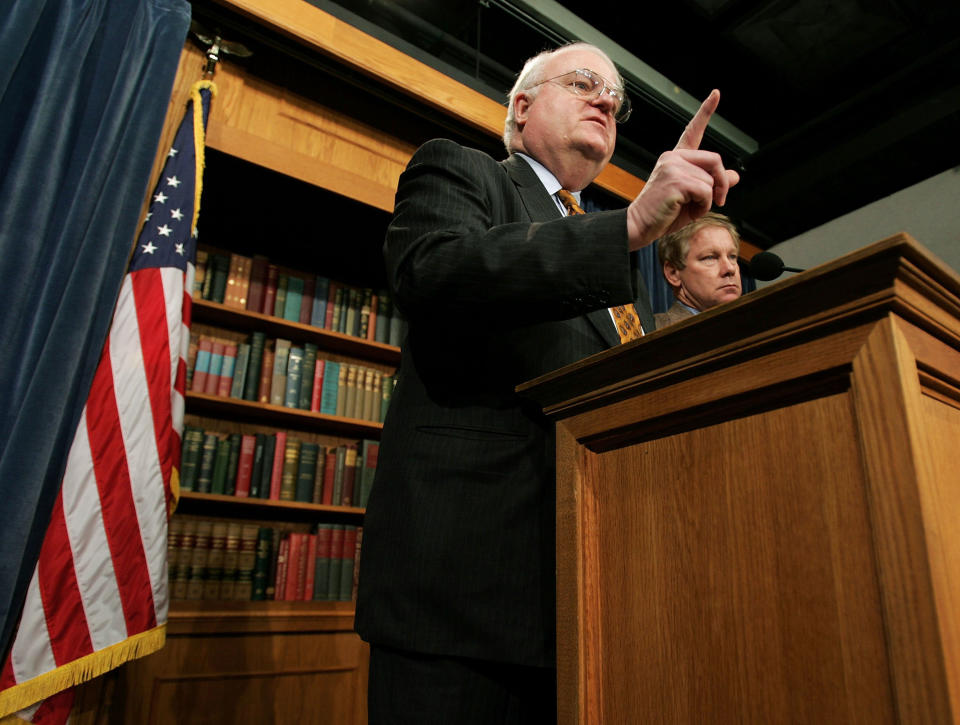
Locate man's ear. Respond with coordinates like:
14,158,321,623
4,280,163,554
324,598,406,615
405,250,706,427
514,92,532,130
663,262,683,290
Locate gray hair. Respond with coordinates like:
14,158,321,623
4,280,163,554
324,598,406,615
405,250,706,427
503,42,621,153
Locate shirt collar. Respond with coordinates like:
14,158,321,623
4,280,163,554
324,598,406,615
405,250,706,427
514,152,582,208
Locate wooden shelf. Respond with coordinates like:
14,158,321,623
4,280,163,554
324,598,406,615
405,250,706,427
177,490,364,522
185,391,384,438
193,298,400,366
167,599,357,634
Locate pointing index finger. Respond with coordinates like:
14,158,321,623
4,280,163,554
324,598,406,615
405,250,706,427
675,89,720,151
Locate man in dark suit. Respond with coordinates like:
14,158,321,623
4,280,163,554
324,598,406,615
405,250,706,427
653,212,743,329
355,41,738,724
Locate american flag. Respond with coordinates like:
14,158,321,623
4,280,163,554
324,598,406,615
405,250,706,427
0,80,216,724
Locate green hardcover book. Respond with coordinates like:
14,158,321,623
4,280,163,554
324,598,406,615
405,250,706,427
234,524,260,601
270,338,291,407
242,331,266,401
257,433,276,499
196,432,220,493
210,253,230,303
313,523,333,600
298,342,318,410
252,526,274,601
343,287,359,336
272,273,288,318
179,426,205,492
295,441,319,502
283,346,303,409
331,445,346,505
330,285,345,332
374,289,392,344
326,524,345,600
282,274,304,322
210,435,232,495
311,276,329,328
249,432,267,498
311,445,327,503
319,360,340,416
224,433,242,496
279,437,301,501
229,342,251,399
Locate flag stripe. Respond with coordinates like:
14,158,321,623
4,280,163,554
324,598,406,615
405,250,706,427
37,497,92,665
85,342,156,635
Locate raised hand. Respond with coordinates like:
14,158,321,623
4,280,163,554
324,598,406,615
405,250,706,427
625,90,740,249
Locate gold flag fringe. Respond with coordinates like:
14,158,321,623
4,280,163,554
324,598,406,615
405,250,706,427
189,79,216,233
0,624,166,718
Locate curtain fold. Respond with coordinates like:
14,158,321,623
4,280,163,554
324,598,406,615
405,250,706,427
0,0,191,659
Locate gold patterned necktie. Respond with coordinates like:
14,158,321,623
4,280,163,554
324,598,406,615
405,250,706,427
556,189,644,343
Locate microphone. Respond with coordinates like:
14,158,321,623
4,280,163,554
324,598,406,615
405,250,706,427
748,251,805,281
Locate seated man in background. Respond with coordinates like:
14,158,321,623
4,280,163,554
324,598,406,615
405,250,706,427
654,211,742,328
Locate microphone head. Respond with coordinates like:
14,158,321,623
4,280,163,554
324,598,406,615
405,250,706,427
748,251,786,281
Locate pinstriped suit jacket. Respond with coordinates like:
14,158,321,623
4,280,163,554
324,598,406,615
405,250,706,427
354,139,654,668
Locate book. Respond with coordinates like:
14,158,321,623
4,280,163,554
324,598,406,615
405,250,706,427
203,339,225,395
283,274,304,322
380,372,395,422
342,364,358,419
272,273,288,318
295,441,319,503
179,426,204,492
283,532,307,601
186,519,213,600
235,524,260,601
331,285,346,332
225,253,252,310
358,438,379,508
374,290,392,344
326,525,345,600
265,528,281,600
310,358,326,412
323,280,340,329
229,342,250,399
223,433,242,496
167,517,187,599
200,252,216,301
209,434,232,495
283,345,303,408
319,361,340,415
190,337,213,393
279,436,301,501
334,363,348,417
185,333,199,390
249,432,267,498
196,432,220,493
268,431,287,500
234,434,257,497
359,288,373,340
303,533,318,601
216,343,237,397
340,443,358,507
209,253,230,303
193,249,208,299
343,287,359,336
257,345,275,404
299,275,315,326
256,433,275,499
273,535,290,601
331,444,346,505
311,445,327,504
270,339,291,407
246,254,270,313
252,526,273,601
298,342,318,410
313,523,333,600
310,275,329,328
242,331,266,401
219,521,242,600
362,367,377,421
320,448,337,505
261,263,279,316
339,526,359,601
203,521,229,600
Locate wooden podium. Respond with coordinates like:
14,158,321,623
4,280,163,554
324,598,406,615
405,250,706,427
518,234,960,724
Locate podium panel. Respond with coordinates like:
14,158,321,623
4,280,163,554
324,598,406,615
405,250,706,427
520,235,960,724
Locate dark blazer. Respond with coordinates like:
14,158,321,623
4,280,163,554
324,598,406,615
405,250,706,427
654,300,696,328
355,139,655,668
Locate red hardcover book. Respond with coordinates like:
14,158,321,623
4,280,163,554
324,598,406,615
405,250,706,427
268,431,287,500
261,264,279,316
299,275,315,325
215,343,238,397
309,359,326,412
323,281,340,330
302,533,318,601
274,535,290,601
233,434,257,497
321,449,337,505
203,340,225,395
246,254,269,313
190,337,213,393
283,533,304,602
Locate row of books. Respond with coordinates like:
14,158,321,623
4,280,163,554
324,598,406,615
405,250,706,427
181,426,379,508
169,517,361,602
195,249,405,346
188,331,396,423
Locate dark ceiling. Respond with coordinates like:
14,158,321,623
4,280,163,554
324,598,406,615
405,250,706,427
305,0,960,249
193,0,960,250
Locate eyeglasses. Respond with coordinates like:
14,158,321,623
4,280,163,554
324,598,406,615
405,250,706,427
526,68,632,123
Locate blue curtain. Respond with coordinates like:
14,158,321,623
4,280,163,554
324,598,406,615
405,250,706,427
0,0,190,658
